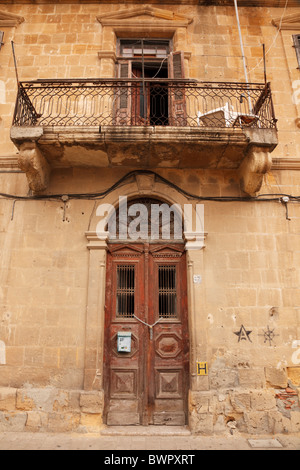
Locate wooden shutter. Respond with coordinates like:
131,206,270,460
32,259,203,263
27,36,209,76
169,51,185,80
293,35,300,69
0,32,4,51
115,61,132,125
168,51,187,126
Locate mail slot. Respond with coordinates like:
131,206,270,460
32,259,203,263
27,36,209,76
117,332,132,353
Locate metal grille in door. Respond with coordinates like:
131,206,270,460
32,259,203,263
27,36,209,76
116,265,135,318
158,265,177,318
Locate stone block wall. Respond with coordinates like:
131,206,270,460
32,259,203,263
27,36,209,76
189,367,300,435
1,376,299,434
0,387,104,433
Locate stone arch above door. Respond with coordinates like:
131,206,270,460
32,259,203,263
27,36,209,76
86,172,207,250
106,196,185,243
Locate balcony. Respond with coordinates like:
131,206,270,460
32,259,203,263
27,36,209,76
10,79,278,194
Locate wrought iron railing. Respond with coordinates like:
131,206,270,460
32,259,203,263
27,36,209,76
12,79,277,130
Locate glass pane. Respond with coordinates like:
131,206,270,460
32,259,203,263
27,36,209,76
158,265,177,318
116,265,135,318
120,39,170,58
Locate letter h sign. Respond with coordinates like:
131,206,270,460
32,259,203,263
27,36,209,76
197,362,208,376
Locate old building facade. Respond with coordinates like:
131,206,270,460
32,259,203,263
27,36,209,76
0,0,299,434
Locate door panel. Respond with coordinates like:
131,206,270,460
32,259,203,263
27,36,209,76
104,245,146,425
104,243,189,425
148,247,188,425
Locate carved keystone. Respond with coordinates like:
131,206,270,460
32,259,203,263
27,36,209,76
136,173,155,193
239,146,273,196
18,142,50,193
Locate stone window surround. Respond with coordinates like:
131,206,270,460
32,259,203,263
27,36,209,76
96,6,193,78
0,10,24,28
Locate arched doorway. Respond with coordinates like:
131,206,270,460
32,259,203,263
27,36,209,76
103,198,189,425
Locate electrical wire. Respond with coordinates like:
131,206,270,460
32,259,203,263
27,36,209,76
149,56,169,79
0,170,299,203
131,55,169,79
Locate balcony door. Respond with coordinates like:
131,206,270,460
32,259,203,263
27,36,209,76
116,39,186,126
103,242,189,425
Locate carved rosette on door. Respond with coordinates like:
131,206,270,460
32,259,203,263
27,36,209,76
104,243,189,426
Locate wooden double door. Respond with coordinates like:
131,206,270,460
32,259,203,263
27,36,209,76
104,243,189,426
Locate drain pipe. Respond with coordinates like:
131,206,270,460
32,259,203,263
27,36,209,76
234,0,252,112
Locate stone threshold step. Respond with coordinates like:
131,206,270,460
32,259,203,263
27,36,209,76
248,438,283,449
101,426,191,436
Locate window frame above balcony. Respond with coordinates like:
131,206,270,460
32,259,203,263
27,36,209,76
97,6,193,79
114,38,187,127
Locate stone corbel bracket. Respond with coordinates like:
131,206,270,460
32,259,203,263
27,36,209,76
239,128,277,196
239,145,273,196
11,127,50,193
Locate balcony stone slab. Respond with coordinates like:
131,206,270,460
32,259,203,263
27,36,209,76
11,125,277,195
